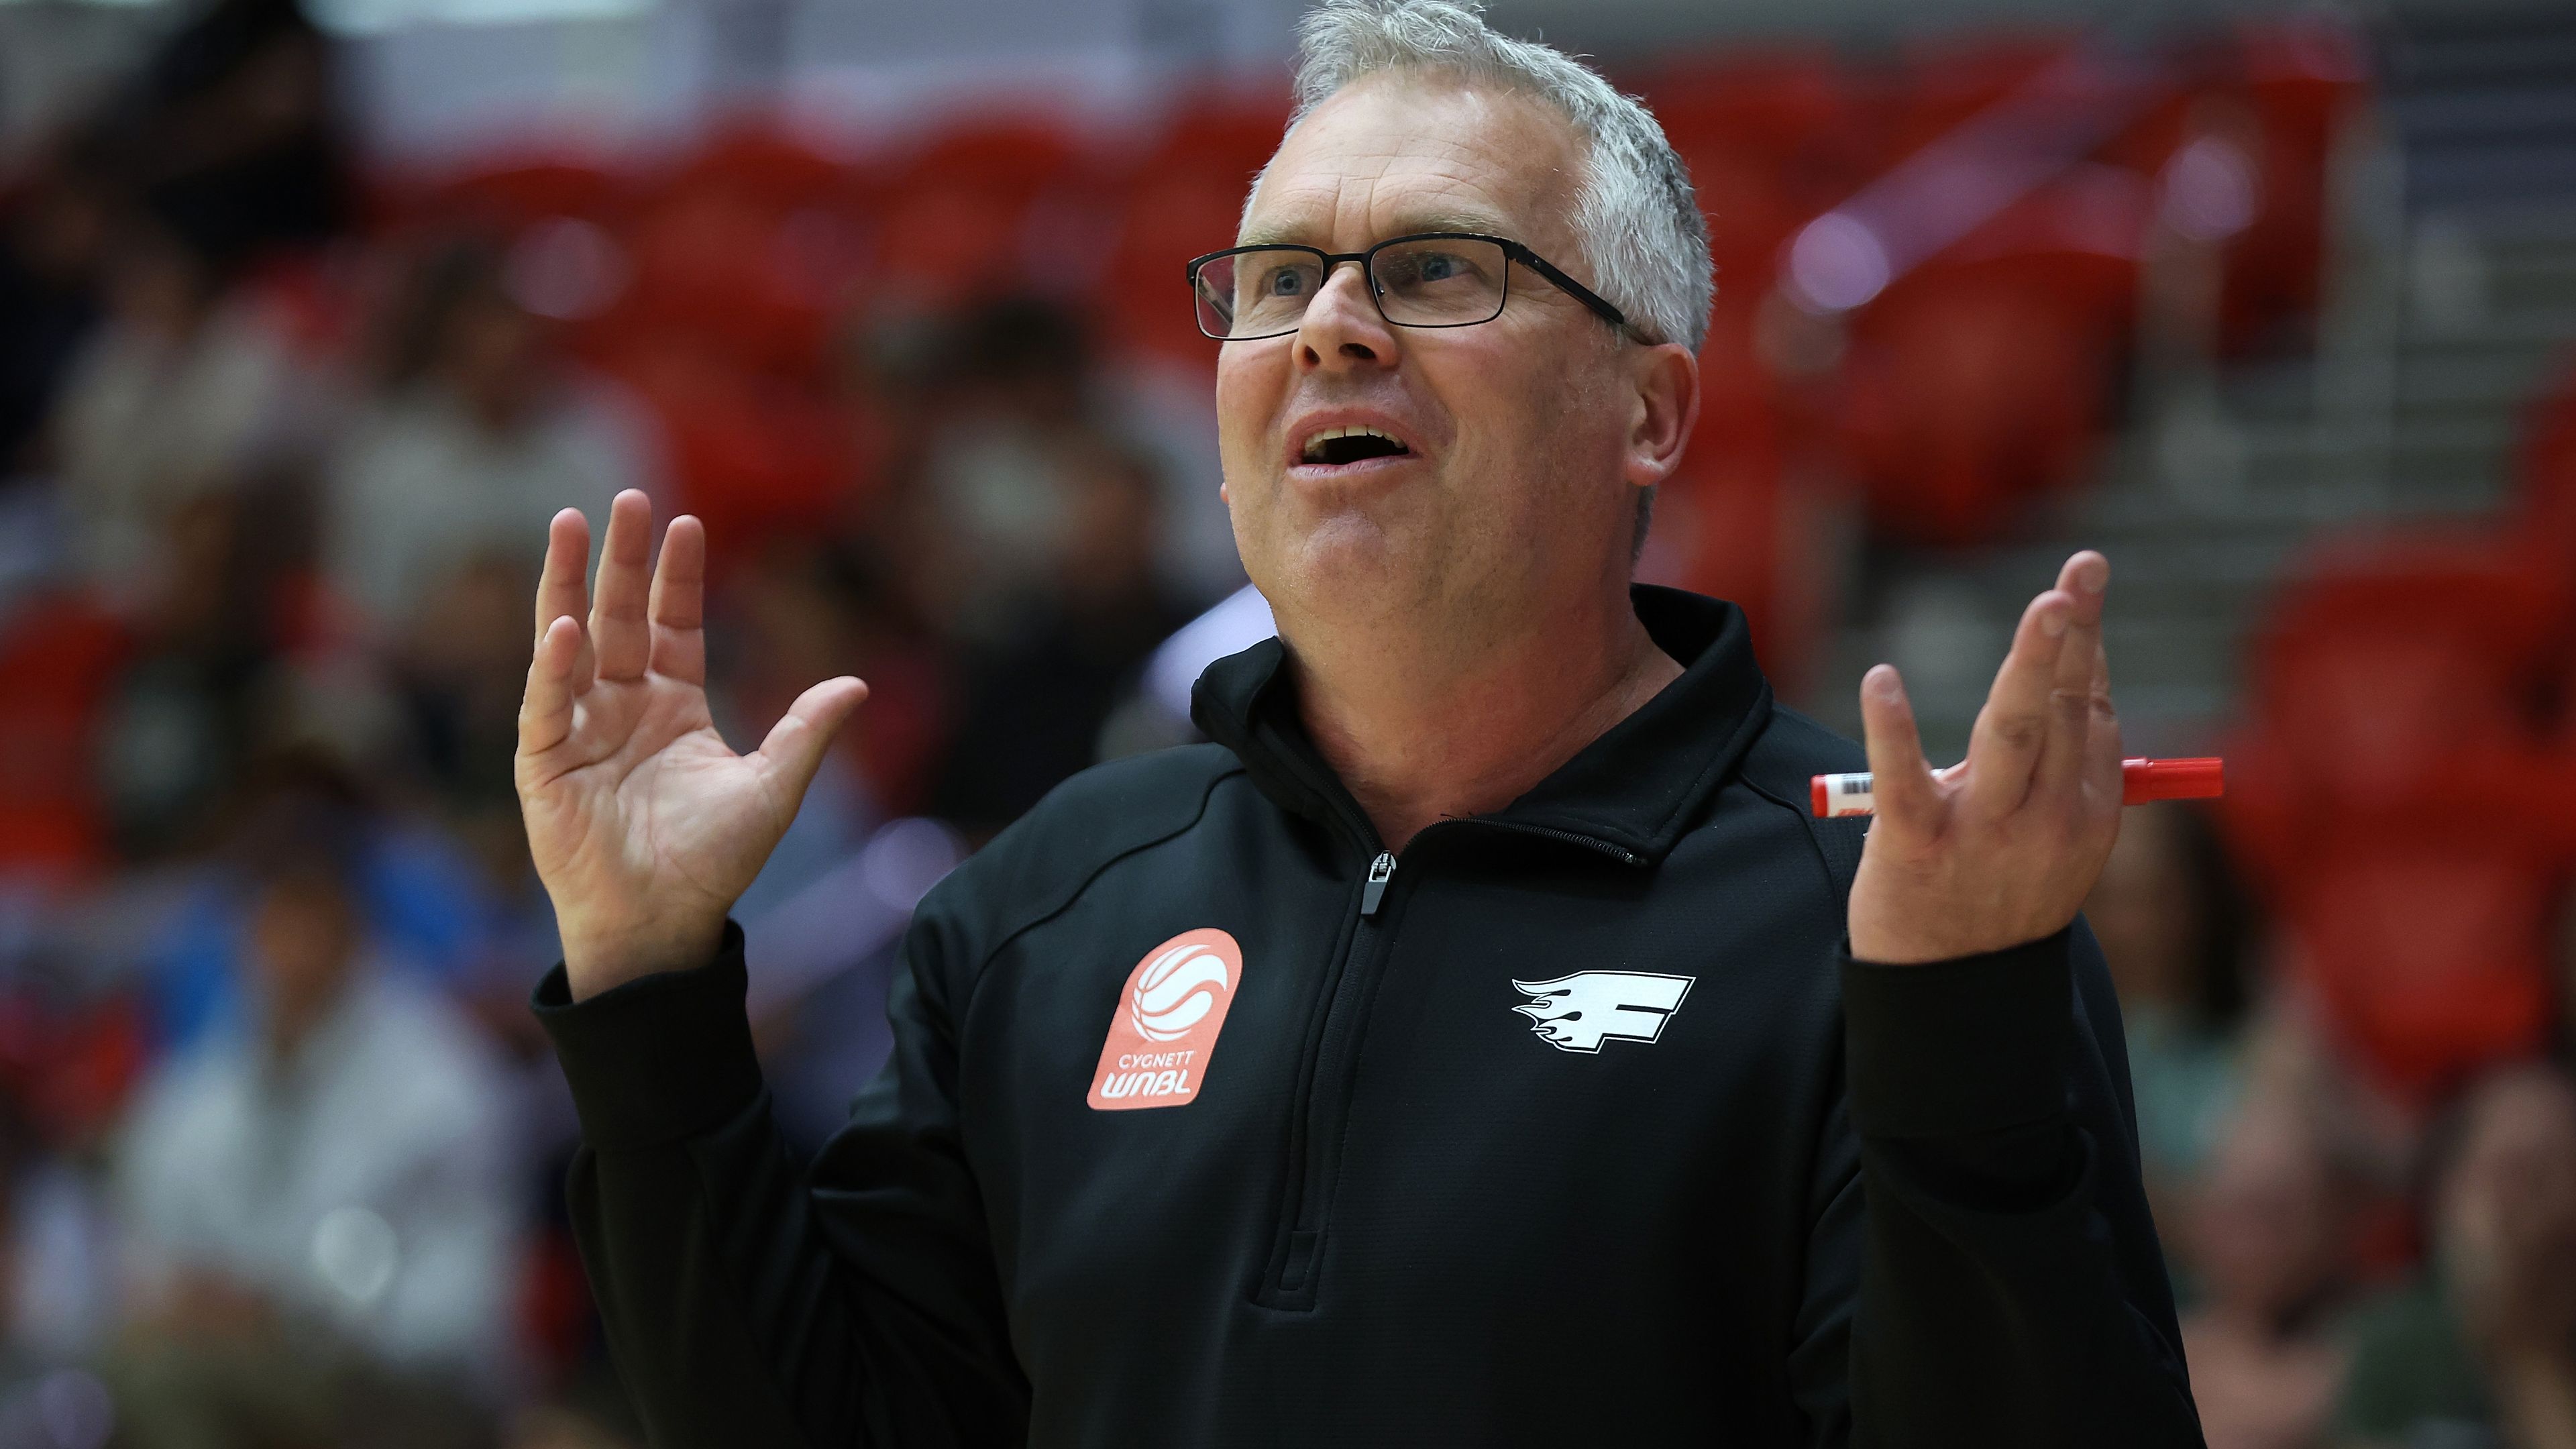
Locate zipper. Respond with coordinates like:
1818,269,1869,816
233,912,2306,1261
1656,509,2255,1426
1358,851,1396,916
1251,758,1641,1307
1479,820,1647,867
1258,838,1405,1307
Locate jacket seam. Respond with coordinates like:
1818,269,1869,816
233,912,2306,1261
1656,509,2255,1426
1534,682,1777,853
1739,745,1868,1363
1739,773,1853,914
958,763,1244,1022
1647,681,1778,845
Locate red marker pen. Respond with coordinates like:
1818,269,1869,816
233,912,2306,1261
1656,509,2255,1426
1809,757,2224,818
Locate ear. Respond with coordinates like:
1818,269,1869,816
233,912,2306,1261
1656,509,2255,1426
1623,342,1699,490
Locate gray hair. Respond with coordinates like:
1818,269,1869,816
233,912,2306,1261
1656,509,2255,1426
1276,0,1712,354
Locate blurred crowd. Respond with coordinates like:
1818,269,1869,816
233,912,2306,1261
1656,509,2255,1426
0,1,2573,1447
0,2,1228,1445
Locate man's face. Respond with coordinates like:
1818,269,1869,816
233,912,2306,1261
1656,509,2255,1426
1216,75,1658,645
249,869,359,1051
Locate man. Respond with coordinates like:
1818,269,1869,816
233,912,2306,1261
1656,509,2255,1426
114,792,514,1445
516,2,2204,1443
2340,1065,2576,1446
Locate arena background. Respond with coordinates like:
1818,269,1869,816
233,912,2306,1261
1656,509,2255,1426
1,0,2573,1444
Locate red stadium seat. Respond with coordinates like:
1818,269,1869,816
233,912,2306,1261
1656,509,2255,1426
602,342,853,567
667,121,862,215
617,188,859,382
2223,531,2576,1095
2224,536,2563,883
2283,829,2560,1097
385,157,641,237
1644,285,1820,690
2218,19,2366,354
1099,95,1290,367
1638,48,1873,213
1839,250,2124,547
2241,533,2563,808
0,593,129,884
870,119,1100,308
0,987,148,1145
607,125,873,383
1886,32,2086,166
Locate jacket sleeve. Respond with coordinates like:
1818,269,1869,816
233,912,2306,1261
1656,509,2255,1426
531,914,1028,1449
1790,918,2205,1448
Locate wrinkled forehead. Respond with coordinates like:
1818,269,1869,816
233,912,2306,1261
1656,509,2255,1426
1240,72,1587,258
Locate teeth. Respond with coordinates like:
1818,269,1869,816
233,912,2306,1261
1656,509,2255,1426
1300,425,1404,463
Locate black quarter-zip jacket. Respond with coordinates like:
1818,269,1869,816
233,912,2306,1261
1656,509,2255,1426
534,586,2206,1447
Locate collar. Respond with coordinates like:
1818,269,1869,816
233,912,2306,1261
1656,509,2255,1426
1189,584,1774,867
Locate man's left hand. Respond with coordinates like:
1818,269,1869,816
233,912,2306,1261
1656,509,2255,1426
1847,551,2120,965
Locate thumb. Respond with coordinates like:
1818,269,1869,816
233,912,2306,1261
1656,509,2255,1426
753,676,869,802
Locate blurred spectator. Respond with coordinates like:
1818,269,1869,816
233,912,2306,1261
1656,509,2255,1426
2184,1095,2357,1449
386,551,575,1067
0,138,115,478
928,436,1189,838
721,541,951,820
107,786,515,1446
2338,1065,2576,1449
324,238,651,639
2091,802,2259,1197
102,0,349,267
891,297,1104,640
5,0,345,488
50,206,317,612
0,1089,83,1384
396,551,543,820
92,484,302,860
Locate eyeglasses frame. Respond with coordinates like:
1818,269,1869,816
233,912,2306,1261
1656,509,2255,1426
1183,231,1650,345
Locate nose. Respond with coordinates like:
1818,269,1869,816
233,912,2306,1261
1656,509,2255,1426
1293,259,1400,375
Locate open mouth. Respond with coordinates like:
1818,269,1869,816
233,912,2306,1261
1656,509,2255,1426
1299,427,1412,466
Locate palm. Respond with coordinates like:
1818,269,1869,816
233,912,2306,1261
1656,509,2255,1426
516,494,865,998
1847,550,2123,965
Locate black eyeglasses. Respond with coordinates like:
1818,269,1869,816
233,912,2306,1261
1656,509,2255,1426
1185,231,1647,343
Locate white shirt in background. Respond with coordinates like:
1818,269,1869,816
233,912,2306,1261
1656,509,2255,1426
323,379,651,637
113,964,517,1387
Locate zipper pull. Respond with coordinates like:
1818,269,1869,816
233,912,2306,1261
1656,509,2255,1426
1359,852,1396,917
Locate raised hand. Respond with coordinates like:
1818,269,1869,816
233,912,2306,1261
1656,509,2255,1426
515,490,867,1000
1847,551,2120,965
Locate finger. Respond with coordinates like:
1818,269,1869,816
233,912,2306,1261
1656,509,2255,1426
535,508,596,683
1963,587,2074,820
590,490,655,682
753,677,870,808
1856,664,1941,833
2037,551,2110,800
2084,622,2122,806
519,614,586,760
647,514,708,686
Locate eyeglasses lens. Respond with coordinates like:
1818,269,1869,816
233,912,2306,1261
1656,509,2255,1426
1193,239,1510,339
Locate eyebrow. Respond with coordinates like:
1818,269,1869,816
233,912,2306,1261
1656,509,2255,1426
1237,207,1519,249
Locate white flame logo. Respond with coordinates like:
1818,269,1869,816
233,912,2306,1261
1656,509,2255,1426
1130,943,1232,1042
1511,971,1695,1053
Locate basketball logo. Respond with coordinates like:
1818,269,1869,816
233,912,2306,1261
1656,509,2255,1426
1090,928,1244,1111
1130,942,1231,1041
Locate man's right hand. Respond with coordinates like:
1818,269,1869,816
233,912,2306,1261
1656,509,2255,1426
515,490,867,1001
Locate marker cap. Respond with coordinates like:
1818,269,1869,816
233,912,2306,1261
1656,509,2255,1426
2121,756,2224,804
